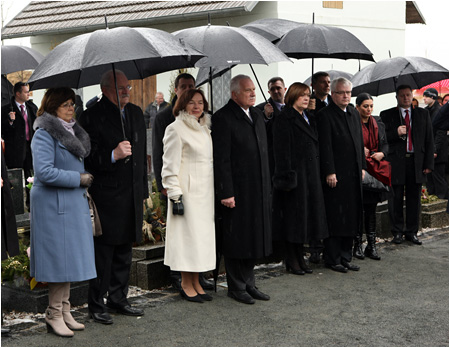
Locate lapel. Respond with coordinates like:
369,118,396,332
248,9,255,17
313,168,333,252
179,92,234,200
99,96,126,136
229,99,254,127
269,98,282,117
288,107,317,141
411,107,421,146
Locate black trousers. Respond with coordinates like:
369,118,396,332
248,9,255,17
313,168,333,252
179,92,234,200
224,257,256,293
88,240,133,313
427,162,449,199
323,236,353,266
23,141,33,209
388,156,422,236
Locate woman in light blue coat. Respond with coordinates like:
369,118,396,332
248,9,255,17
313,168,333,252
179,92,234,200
30,87,96,337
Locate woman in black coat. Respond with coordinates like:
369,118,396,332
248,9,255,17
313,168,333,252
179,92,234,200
353,93,390,260
272,82,328,275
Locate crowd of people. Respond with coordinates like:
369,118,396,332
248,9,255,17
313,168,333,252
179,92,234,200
1,69,448,337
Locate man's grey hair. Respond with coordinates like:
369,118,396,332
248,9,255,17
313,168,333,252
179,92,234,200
330,77,353,92
230,74,252,94
155,91,164,98
100,70,126,89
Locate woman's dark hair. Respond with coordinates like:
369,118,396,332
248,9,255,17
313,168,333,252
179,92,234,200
37,87,76,117
284,82,310,108
356,93,373,106
173,89,208,117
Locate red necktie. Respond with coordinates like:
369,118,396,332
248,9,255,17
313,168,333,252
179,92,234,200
20,104,30,141
405,109,412,152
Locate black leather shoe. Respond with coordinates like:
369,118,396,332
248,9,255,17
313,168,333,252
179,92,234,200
180,289,204,303
246,286,270,301
89,311,113,325
341,261,360,271
198,293,213,301
106,302,144,316
392,233,403,244
325,264,348,273
199,274,215,290
405,234,422,245
227,291,255,304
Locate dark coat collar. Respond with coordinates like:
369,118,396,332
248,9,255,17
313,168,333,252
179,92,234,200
283,106,317,140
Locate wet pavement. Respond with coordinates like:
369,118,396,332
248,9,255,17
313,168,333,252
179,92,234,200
2,227,448,347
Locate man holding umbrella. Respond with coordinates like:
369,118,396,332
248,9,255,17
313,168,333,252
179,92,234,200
79,70,148,324
1,82,37,210
380,85,434,245
212,74,272,304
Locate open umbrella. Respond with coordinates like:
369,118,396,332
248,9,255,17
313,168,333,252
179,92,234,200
173,24,290,112
1,45,44,111
28,25,205,141
241,18,304,42
351,56,449,96
417,79,449,95
303,69,354,86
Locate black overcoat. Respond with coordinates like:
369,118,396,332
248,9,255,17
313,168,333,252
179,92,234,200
1,98,37,168
1,151,19,260
317,101,365,237
212,99,272,259
79,96,149,245
380,106,434,185
272,106,328,243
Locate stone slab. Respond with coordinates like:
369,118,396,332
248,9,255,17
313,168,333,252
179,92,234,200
136,257,170,290
132,242,165,260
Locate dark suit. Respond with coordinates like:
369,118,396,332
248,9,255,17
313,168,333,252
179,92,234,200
1,97,37,208
380,106,434,237
212,99,272,293
256,97,283,178
79,96,148,313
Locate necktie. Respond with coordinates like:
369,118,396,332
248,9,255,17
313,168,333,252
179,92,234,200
302,112,310,125
405,109,412,152
20,105,30,141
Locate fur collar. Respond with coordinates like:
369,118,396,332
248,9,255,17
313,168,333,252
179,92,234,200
177,110,211,130
33,112,91,158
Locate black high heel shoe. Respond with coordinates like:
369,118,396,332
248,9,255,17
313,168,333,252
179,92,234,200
180,289,204,303
285,261,306,275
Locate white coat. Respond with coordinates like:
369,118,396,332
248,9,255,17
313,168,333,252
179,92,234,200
162,111,215,272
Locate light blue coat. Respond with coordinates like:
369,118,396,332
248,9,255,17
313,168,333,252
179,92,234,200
30,113,96,282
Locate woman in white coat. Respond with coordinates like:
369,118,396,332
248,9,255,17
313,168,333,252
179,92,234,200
162,89,215,303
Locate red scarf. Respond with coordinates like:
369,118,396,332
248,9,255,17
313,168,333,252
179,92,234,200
361,116,391,186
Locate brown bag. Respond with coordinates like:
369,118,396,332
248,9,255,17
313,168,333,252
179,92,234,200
87,191,102,237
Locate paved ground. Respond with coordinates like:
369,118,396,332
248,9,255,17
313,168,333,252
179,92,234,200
2,228,448,347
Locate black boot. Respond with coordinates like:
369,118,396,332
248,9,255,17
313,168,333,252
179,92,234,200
353,231,365,260
364,211,381,260
285,242,305,275
297,244,313,274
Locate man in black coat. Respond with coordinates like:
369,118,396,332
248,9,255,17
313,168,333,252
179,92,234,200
256,76,286,178
212,74,272,304
308,71,331,116
1,82,37,210
430,102,449,199
317,77,366,273
79,70,149,324
380,85,434,245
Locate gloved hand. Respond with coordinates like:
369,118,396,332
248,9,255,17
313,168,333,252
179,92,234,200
80,173,94,188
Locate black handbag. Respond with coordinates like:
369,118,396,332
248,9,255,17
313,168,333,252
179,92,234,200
362,172,389,192
171,195,184,215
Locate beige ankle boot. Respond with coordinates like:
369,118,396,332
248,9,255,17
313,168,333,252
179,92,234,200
46,283,74,337
62,282,85,330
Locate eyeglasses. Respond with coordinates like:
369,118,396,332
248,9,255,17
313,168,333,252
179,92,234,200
60,102,75,109
334,91,352,96
117,85,132,92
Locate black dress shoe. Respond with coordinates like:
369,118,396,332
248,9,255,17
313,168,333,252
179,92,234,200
199,274,215,290
106,302,144,316
246,286,270,301
325,264,348,273
405,234,422,245
285,261,305,275
227,291,255,304
198,292,213,301
392,233,403,244
309,252,321,264
89,312,113,325
341,261,360,271
180,289,204,303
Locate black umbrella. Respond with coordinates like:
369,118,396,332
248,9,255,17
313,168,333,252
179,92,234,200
1,75,13,107
351,56,449,96
303,69,354,86
1,45,44,75
28,25,205,141
241,18,304,42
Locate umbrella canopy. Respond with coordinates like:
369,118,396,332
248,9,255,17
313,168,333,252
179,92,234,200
417,79,449,95
1,75,13,107
1,45,44,75
28,26,205,90
276,24,374,61
303,69,354,86
351,56,449,96
241,18,303,42
173,24,290,68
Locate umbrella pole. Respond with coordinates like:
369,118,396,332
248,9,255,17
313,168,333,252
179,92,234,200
111,64,127,140
209,67,214,113
249,64,268,103
4,74,13,112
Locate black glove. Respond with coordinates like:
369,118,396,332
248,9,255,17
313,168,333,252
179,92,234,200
80,173,94,188
170,195,184,215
